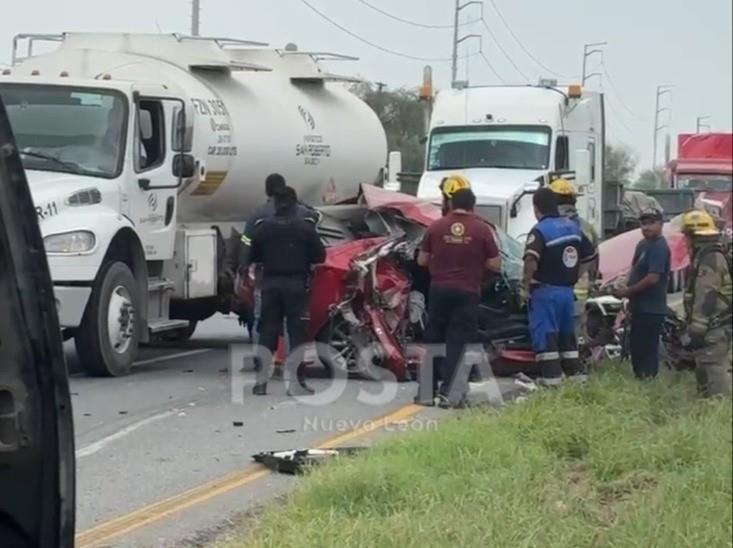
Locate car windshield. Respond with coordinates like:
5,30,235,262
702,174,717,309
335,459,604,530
0,84,127,179
428,125,551,171
678,174,732,192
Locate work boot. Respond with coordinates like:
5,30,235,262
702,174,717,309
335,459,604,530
252,383,268,396
538,377,563,389
286,381,315,397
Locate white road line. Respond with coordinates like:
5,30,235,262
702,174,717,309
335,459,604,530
134,349,213,367
76,409,180,459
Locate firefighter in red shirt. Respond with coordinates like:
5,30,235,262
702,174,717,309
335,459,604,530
418,186,502,407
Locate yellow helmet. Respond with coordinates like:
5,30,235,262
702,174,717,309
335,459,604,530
440,175,471,199
549,178,576,197
682,209,720,237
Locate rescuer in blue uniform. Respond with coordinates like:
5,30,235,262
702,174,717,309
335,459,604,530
523,188,598,386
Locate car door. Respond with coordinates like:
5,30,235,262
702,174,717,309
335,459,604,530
0,95,75,547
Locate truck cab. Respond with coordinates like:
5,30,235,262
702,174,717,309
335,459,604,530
0,74,198,376
666,133,732,229
416,84,605,241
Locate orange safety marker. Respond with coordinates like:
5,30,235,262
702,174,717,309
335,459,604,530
274,336,285,366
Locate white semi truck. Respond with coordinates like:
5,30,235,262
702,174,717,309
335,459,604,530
416,82,605,241
0,32,387,376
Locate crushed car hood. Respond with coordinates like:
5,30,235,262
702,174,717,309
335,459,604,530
361,183,441,226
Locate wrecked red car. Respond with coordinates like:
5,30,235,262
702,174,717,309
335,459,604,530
235,184,526,380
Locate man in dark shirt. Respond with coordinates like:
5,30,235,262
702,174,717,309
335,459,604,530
246,187,326,396
418,188,501,407
238,173,320,353
523,188,598,386
614,208,671,379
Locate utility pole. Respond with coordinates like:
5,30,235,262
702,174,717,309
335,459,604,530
582,42,607,86
451,0,482,88
696,116,711,133
191,0,201,36
653,84,673,169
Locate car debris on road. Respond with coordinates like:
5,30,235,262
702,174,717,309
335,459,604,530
253,448,368,475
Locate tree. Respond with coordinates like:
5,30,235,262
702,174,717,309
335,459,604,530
634,168,665,190
605,143,637,186
350,83,426,173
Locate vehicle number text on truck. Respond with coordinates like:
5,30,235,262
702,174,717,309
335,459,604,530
36,201,58,221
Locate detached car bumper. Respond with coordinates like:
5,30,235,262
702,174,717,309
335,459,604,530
53,285,91,327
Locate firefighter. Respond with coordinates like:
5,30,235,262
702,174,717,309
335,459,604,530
439,174,471,216
245,187,326,396
523,188,598,386
418,187,501,407
680,210,733,398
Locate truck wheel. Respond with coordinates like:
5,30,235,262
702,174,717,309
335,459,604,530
160,321,198,343
75,262,140,377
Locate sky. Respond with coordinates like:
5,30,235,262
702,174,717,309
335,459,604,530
1,0,731,172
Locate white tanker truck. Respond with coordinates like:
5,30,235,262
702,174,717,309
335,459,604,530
0,32,388,376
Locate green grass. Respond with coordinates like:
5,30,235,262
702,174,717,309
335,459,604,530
216,367,732,548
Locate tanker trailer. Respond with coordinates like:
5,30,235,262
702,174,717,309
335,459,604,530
0,32,388,376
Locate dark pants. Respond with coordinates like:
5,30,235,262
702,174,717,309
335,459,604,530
423,286,479,399
258,276,309,384
630,313,665,379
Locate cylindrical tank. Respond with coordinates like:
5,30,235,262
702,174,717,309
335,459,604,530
12,33,388,223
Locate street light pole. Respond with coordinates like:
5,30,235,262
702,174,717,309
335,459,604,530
191,0,201,36
653,85,673,169
451,0,482,88
696,116,711,133
582,42,607,85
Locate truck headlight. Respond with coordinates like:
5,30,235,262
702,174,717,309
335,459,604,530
44,231,96,254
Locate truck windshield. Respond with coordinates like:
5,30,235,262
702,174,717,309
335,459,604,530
678,174,732,192
428,125,551,171
0,84,127,179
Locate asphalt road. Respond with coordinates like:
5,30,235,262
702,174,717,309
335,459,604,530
67,314,522,547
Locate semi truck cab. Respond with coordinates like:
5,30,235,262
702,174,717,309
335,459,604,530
417,84,605,241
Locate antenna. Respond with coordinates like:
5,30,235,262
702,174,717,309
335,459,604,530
191,0,201,37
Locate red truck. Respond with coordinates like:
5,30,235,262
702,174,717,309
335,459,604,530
666,132,732,230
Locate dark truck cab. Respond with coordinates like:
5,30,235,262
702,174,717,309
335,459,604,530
0,95,75,546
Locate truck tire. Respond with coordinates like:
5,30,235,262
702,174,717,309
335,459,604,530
75,261,140,377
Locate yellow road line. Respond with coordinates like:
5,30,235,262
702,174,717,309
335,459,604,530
76,403,424,547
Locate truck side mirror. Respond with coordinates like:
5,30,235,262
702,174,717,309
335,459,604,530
385,151,403,192
574,149,591,193
172,154,196,179
510,182,540,218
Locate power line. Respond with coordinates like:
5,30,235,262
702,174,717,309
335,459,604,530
487,0,570,79
605,94,637,137
480,17,529,82
356,0,479,29
480,51,505,83
601,60,648,122
299,0,453,62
